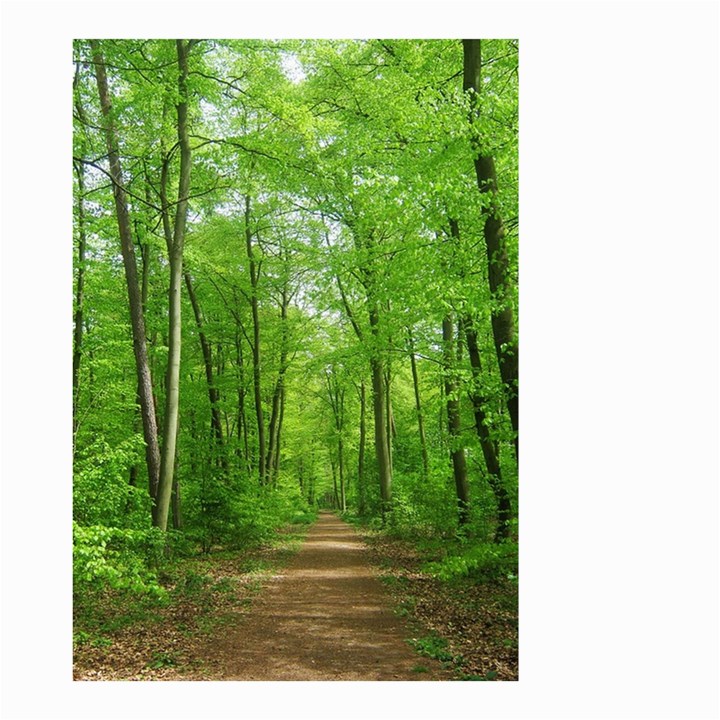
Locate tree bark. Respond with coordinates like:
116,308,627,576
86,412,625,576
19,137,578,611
463,39,519,456
272,385,285,478
369,302,392,516
72,66,88,432
463,316,513,540
185,272,224,451
156,39,193,532
90,40,161,510
72,160,87,432
357,381,367,516
234,328,251,472
245,195,266,484
443,315,470,525
407,328,429,480
265,285,289,485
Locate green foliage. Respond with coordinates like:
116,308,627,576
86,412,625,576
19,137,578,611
409,634,455,664
72,522,167,598
148,650,178,669
182,474,317,552
73,36,518,567
73,435,148,526
386,469,459,537
425,540,518,582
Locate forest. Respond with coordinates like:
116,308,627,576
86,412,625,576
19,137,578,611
72,37,519,681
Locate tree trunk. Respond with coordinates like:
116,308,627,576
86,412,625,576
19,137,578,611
72,160,87,433
358,381,367,516
463,39,519,457
234,328,251,472
245,195,266,484
369,301,392,515
443,315,470,525
407,328,429,480
338,433,346,512
331,458,339,509
265,286,289,485
384,366,395,475
272,385,285,479
463,316,513,540
185,272,225,452
90,41,161,511
155,40,193,532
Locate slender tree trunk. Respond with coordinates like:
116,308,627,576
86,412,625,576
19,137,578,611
72,160,87,433
185,272,225,452
245,195,266,483
384,366,395,474
265,287,289,485
272,385,285,478
463,39,518,456
156,39,193,532
463,316,512,540
234,328,251,472
90,40,161,510
331,458,339,509
407,328,429,480
358,381,367,516
443,315,470,525
73,66,89,436
338,432,346,512
369,302,392,515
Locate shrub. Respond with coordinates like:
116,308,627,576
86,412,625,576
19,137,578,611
425,540,518,582
73,522,167,598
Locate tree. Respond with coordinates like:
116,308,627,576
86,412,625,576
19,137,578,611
463,39,519,455
154,39,195,531
90,40,162,513
73,37,519,563
442,315,470,525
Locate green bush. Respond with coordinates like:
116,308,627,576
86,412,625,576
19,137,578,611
425,540,518,582
73,435,148,526
73,522,167,598
182,473,317,551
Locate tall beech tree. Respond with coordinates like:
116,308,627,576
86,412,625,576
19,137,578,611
463,39,519,455
90,40,162,510
155,39,195,532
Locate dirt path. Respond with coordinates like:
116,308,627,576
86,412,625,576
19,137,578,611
199,511,452,680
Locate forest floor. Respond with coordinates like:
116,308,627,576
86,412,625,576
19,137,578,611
73,511,517,680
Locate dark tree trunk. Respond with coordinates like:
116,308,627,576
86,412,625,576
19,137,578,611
72,160,87,434
245,195,266,484
369,301,392,515
185,272,225,454
463,39,519,457
357,381,367,516
234,328,251,472
407,328,429,480
272,385,285,479
90,41,161,512
331,458,339,509
443,315,470,525
463,316,513,541
265,286,289,485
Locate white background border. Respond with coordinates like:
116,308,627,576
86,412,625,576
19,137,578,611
1,2,718,718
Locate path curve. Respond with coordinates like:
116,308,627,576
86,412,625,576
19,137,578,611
203,511,450,680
